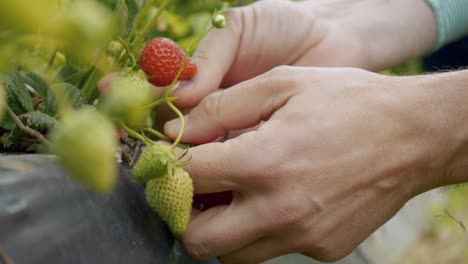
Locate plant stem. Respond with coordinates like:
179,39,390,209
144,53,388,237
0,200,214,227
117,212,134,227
159,24,217,150
162,25,214,99
145,96,176,109
127,0,153,43
118,121,151,145
143,127,171,142
117,37,137,68
167,100,184,151
139,0,173,40
5,105,49,145
163,56,188,98
80,66,100,104
188,25,214,54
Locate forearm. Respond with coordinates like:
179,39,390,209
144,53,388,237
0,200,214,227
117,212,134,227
303,0,438,71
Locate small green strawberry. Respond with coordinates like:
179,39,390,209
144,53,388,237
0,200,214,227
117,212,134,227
106,40,124,57
212,14,226,29
49,107,118,193
99,70,154,128
145,168,193,235
132,143,176,183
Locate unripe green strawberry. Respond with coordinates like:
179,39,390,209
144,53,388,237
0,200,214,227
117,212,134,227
49,107,118,193
99,71,154,128
145,168,193,235
212,14,227,29
106,40,124,57
132,143,176,183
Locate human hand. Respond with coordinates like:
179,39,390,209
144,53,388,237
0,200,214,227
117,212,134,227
164,67,453,263
172,0,437,109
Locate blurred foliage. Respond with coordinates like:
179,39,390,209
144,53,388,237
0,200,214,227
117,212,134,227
380,59,423,76
0,0,253,153
399,185,468,264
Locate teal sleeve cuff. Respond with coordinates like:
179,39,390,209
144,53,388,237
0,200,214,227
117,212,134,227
426,0,468,51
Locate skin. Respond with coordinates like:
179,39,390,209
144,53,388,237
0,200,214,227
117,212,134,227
169,0,437,109
162,0,460,263
98,0,468,263
164,67,468,263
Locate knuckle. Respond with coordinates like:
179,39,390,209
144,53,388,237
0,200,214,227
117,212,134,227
201,91,224,119
261,66,301,95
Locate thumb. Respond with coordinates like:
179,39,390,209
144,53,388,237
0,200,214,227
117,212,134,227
165,67,297,144
171,8,243,109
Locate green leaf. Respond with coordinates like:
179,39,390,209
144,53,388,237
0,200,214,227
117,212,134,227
1,72,33,113
58,64,83,85
0,113,16,131
0,72,34,130
19,71,58,116
50,83,86,109
8,111,58,142
78,66,103,104
117,0,129,36
19,72,47,98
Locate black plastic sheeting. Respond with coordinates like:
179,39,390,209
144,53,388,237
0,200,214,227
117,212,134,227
0,154,174,264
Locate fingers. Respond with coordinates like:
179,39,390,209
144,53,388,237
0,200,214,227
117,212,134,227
171,8,244,109
183,199,267,260
183,131,263,194
97,73,116,95
165,68,298,144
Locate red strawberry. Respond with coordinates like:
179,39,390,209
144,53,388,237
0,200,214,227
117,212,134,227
140,38,197,87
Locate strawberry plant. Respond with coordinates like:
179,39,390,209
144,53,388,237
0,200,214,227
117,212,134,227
0,0,252,235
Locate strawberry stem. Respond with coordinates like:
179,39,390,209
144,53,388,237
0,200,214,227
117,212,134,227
160,20,221,152
143,127,171,142
146,96,176,109
162,56,188,98
117,37,137,68
167,100,184,151
161,25,216,99
119,121,151,145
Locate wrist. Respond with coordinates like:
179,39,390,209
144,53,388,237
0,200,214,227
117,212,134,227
421,70,468,186
395,71,468,190
309,0,437,71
